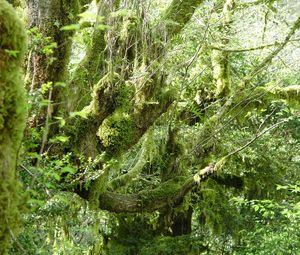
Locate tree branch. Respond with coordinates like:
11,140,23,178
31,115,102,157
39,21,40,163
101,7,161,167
225,119,289,158
243,16,300,84
211,38,300,52
99,164,216,213
163,0,204,36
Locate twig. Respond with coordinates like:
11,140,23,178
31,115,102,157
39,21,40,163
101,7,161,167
20,164,35,177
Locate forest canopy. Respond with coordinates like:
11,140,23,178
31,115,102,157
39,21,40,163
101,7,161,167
0,0,299,254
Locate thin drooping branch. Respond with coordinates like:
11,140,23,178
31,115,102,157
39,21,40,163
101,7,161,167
225,118,290,158
243,16,300,84
211,38,300,52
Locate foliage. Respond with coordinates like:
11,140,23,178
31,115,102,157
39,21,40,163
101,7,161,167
3,0,300,254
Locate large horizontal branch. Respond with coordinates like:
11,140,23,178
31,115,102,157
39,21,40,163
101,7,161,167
99,164,215,213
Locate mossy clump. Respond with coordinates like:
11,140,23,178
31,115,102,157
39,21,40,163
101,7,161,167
0,0,27,253
90,72,135,116
139,176,186,207
97,110,135,155
114,81,135,109
211,49,230,98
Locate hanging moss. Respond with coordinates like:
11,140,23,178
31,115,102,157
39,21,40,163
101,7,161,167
211,49,231,97
0,0,27,253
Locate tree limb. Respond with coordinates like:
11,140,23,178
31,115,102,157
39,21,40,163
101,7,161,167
211,38,300,52
243,16,300,84
163,0,204,36
99,164,216,213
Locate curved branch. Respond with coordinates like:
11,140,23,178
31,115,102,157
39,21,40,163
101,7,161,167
99,164,215,213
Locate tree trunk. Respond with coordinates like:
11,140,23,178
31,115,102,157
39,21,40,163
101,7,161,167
25,0,89,130
0,1,27,253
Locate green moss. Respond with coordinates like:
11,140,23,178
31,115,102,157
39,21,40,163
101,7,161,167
114,81,135,108
89,72,135,116
0,1,27,253
163,0,204,35
139,177,185,207
97,110,136,155
211,49,230,97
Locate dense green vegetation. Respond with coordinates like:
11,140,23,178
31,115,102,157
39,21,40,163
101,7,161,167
1,0,299,254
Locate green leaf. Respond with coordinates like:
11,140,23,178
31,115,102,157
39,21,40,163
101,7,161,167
41,82,53,94
78,12,104,22
276,184,288,190
4,49,20,58
97,24,111,30
60,24,80,31
27,152,42,160
70,111,88,119
110,9,132,18
49,135,69,143
253,205,260,212
54,117,66,128
40,99,52,106
50,172,61,181
61,166,76,174
54,82,66,88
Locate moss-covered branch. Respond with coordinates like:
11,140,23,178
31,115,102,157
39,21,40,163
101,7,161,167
211,0,235,97
163,0,204,36
0,1,27,252
99,164,215,213
64,0,115,113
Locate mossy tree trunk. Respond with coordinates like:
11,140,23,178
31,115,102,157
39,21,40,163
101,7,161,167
211,0,235,98
25,0,92,88
25,0,90,127
0,1,27,253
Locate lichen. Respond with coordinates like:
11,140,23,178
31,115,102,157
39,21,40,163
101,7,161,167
0,0,27,253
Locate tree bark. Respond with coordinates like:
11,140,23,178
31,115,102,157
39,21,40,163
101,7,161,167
25,0,84,89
